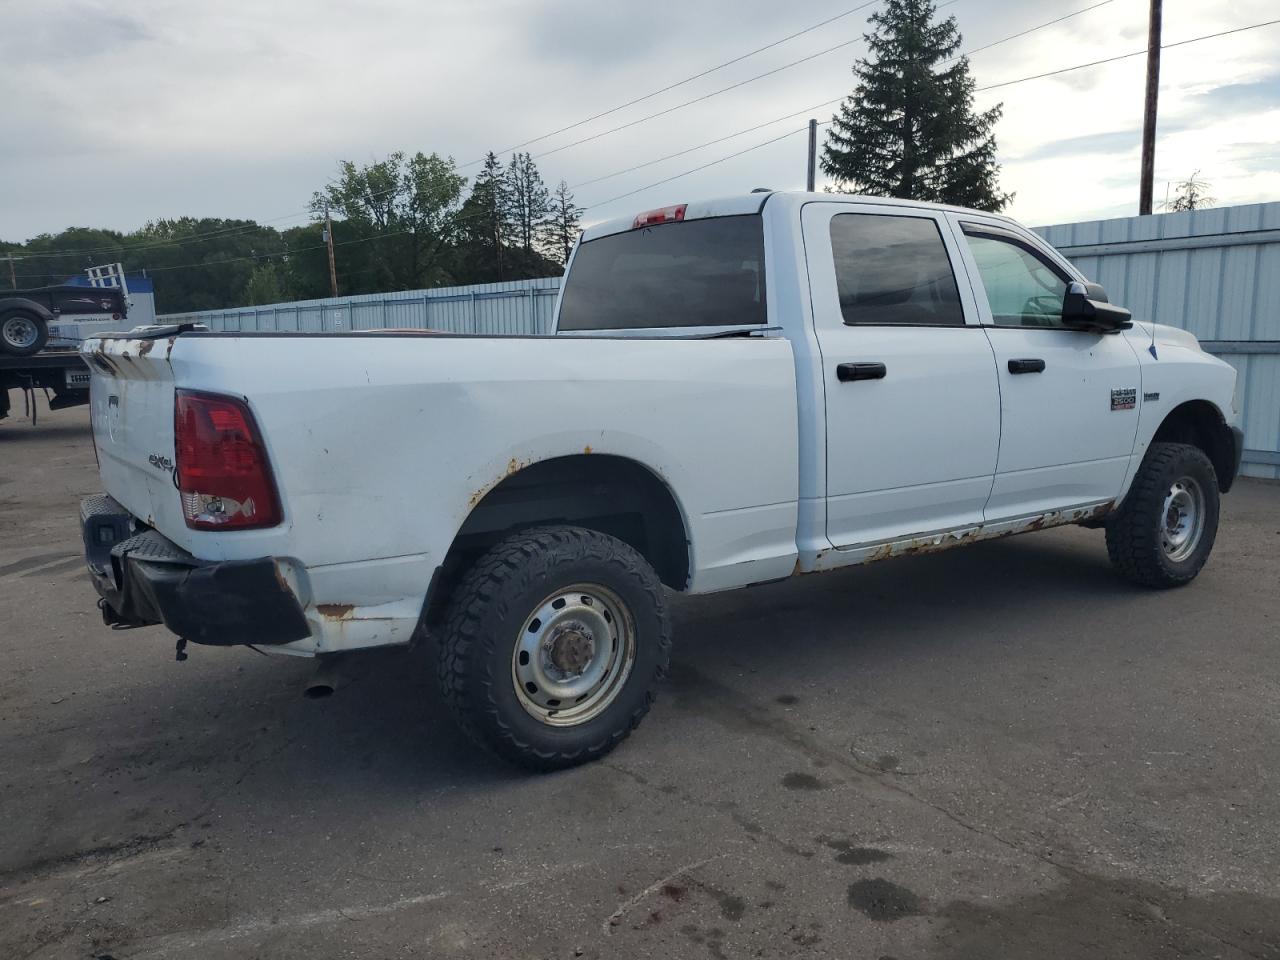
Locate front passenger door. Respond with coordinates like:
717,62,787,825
951,218,1142,520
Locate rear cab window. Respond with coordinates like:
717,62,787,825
558,215,766,331
829,213,964,326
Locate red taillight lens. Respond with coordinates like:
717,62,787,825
174,390,282,530
632,203,687,229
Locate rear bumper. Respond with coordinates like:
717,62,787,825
81,495,310,647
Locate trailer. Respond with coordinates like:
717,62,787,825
0,350,91,423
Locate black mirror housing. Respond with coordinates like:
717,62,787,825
1062,281,1132,333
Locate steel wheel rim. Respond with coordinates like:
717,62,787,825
511,582,636,727
2,315,38,349
1160,475,1205,563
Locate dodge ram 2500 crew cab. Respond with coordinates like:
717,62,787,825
80,191,1244,769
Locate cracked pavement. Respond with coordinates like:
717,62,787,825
2,401,1279,959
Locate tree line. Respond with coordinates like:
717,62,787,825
1,151,583,314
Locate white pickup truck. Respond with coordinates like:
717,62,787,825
81,191,1243,769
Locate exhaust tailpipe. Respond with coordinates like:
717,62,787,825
303,659,341,699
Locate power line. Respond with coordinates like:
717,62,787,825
473,0,883,165
946,0,1112,62
974,16,1280,93
583,127,811,210
529,4,952,165
569,98,845,190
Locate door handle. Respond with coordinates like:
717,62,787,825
1008,358,1046,374
836,362,887,382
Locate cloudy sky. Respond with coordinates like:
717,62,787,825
2,0,1278,244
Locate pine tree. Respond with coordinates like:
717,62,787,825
821,0,1010,211
543,181,584,266
504,152,551,252
468,152,512,278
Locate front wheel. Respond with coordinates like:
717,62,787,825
1106,442,1220,588
0,310,49,358
437,526,672,770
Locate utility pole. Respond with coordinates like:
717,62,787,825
806,119,818,192
323,203,339,298
1138,0,1162,215
4,253,21,289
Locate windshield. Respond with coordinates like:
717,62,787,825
558,214,767,331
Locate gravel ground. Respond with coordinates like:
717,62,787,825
2,399,1278,959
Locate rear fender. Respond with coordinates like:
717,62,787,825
0,297,55,322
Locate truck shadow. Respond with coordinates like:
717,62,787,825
11,527,1176,871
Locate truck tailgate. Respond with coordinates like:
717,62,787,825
83,337,186,544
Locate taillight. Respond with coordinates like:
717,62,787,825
174,390,282,530
632,204,687,229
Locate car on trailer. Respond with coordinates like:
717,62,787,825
0,264,131,423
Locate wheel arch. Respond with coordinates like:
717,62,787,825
424,453,692,626
1150,399,1237,493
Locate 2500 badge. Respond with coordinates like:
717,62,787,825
1110,388,1137,411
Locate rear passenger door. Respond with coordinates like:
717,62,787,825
950,217,1142,519
801,203,1001,549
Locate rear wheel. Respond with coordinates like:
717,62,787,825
1106,442,1219,588
0,310,48,357
437,525,671,770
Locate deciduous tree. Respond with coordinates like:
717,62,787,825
311,151,466,290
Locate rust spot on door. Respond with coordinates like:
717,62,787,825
317,603,355,620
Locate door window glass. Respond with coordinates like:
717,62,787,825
963,230,1068,328
829,214,964,326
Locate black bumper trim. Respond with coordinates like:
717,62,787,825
82,496,310,647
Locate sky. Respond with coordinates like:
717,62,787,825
2,0,1278,246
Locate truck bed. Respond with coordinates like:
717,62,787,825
84,329,801,653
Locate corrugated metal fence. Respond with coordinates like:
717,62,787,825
164,276,562,336
163,203,1280,478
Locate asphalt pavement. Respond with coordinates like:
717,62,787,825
2,399,1278,959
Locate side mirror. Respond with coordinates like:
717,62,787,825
1062,281,1132,333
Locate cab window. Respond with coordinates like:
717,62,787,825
829,213,965,326
962,225,1069,328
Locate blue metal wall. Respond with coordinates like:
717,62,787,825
162,202,1280,478
163,276,562,336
